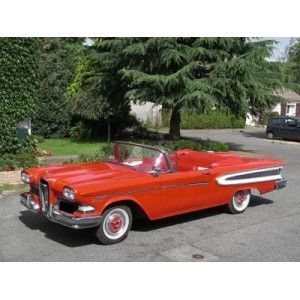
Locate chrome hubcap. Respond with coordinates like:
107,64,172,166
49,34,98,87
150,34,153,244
233,190,250,211
109,216,124,233
103,208,129,240
236,192,246,206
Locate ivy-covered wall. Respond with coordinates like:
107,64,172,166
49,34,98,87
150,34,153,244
0,38,39,155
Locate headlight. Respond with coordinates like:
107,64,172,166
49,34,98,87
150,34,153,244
63,187,75,200
21,172,31,184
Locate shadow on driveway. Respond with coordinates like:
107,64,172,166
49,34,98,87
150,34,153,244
18,210,96,247
18,195,273,246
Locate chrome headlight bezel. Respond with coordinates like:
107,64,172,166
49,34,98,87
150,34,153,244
63,187,75,201
21,172,31,184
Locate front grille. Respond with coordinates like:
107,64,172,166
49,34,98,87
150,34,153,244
39,179,49,213
30,186,39,196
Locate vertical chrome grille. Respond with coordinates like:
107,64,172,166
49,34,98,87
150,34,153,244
39,179,49,213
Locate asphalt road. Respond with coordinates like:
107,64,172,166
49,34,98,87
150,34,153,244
1,127,300,261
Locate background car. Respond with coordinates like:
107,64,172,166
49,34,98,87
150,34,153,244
266,116,300,141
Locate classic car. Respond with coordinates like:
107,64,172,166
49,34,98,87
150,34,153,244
20,141,287,245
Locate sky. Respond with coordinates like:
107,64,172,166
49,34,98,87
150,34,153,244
267,37,292,60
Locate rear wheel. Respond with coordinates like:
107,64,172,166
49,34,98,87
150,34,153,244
227,190,251,214
94,206,132,245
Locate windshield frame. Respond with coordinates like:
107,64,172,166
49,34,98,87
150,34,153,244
108,141,175,174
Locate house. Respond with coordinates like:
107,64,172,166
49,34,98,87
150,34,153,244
272,89,300,117
130,101,162,126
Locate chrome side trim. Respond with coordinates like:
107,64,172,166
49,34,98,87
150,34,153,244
216,167,283,186
47,205,102,229
93,181,209,203
162,181,209,190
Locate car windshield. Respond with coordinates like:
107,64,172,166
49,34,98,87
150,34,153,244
107,142,174,174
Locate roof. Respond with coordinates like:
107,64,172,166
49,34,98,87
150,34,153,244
274,89,300,102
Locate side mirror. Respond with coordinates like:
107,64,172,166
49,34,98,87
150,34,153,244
149,169,159,177
150,166,162,177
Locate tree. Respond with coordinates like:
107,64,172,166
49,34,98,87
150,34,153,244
122,38,289,140
31,38,84,138
68,38,131,142
0,38,39,155
285,38,300,85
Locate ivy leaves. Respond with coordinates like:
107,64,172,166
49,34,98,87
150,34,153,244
0,38,39,155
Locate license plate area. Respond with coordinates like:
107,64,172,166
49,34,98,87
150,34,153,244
59,199,78,214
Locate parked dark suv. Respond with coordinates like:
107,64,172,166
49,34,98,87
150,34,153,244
266,116,300,141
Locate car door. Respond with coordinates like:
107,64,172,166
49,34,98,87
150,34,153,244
157,170,210,218
281,118,298,140
296,119,300,140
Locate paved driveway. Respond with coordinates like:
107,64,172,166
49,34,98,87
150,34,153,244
1,127,299,261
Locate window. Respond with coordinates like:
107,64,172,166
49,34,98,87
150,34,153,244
269,118,282,126
286,103,296,117
284,118,296,127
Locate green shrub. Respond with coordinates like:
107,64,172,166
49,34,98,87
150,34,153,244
261,111,279,125
14,148,39,169
172,140,203,151
162,109,245,129
77,145,109,162
208,141,229,152
70,121,91,140
156,139,228,153
0,154,16,171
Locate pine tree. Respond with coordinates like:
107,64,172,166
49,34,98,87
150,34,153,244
122,38,290,140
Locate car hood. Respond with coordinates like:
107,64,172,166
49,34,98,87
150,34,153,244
28,161,150,195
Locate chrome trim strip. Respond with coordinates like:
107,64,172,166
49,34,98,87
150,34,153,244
216,167,283,186
93,181,209,202
162,181,209,190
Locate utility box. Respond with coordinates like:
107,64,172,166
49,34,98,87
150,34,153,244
17,127,29,139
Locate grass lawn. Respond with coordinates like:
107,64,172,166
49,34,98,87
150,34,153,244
38,139,107,156
0,183,26,196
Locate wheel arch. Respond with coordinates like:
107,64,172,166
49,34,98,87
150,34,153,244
103,199,150,221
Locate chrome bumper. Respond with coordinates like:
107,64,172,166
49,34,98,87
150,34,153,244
276,178,287,190
48,205,102,229
20,192,40,213
20,193,102,229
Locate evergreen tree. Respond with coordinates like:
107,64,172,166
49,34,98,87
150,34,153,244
68,38,131,142
122,38,289,140
32,38,84,138
285,38,300,85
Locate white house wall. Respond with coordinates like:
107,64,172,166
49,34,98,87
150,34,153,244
130,101,162,126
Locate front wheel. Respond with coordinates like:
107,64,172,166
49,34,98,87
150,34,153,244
227,190,251,214
94,206,132,245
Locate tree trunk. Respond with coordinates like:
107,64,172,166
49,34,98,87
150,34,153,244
169,105,181,141
107,119,111,143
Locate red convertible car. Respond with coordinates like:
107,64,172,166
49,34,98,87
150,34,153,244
20,141,287,244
